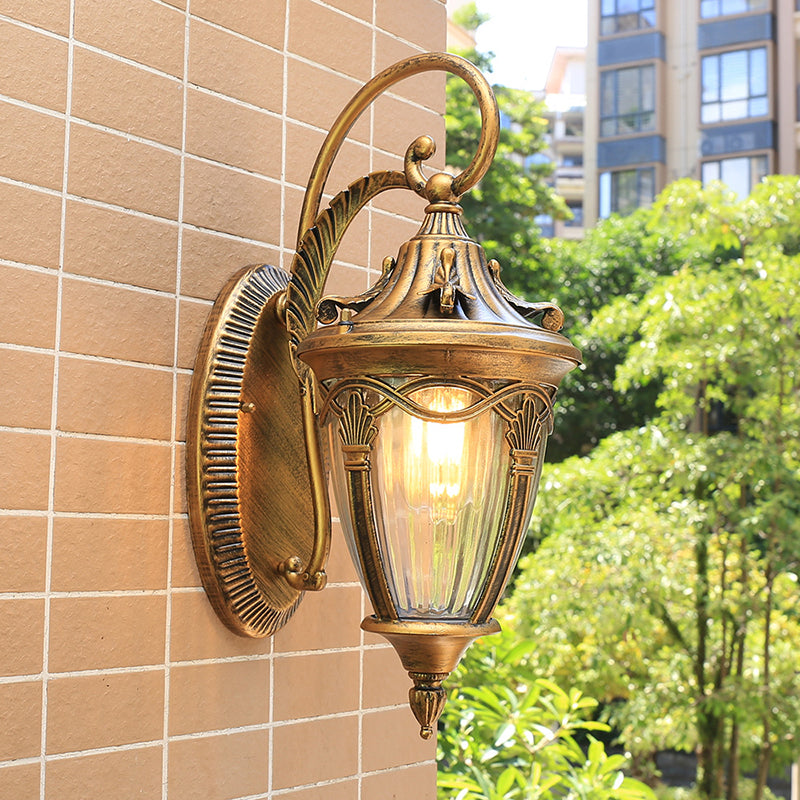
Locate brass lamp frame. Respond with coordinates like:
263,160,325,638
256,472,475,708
187,52,580,738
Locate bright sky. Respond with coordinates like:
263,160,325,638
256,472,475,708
473,0,589,91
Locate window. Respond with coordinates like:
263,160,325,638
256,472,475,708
599,168,655,218
565,203,584,228
700,0,768,19
600,65,656,137
701,154,768,197
562,154,584,167
601,0,656,35
535,214,555,238
565,120,584,137
701,48,768,123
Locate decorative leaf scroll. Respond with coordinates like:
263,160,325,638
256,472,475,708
320,374,555,428
468,391,555,625
506,394,552,453
336,389,397,620
286,170,410,362
191,264,302,637
339,391,378,451
487,258,565,331
408,672,447,740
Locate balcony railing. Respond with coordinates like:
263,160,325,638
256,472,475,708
555,166,584,179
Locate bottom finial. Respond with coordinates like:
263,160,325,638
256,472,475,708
408,672,448,739
360,616,501,739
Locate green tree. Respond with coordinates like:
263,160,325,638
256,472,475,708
446,8,568,302
538,209,685,460
511,178,800,800
447,31,688,462
513,428,800,795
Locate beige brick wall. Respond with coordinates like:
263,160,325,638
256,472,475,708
0,1,448,797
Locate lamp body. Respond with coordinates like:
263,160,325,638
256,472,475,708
297,203,579,736
186,52,581,741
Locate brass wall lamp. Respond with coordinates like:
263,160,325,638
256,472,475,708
187,52,581,739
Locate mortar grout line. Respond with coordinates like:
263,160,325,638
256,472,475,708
0,169,428,239
0,6,439,94
355,7,379,797
270,758,439,797
0,510,175,520
0,5,448,796
160,2,193,794
38,2,76,794
0,428,176,447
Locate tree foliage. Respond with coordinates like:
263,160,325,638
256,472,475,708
513,427,800,772
445,19,684,461
445,19,568,305
511,177,800,800
539,209,685,459
445,13,800,800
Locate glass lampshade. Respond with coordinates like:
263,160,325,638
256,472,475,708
325,382,548,622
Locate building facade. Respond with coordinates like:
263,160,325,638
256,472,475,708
585,0,799,224
0,1,447,798
541,47,587,239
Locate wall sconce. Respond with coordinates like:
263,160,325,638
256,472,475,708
186,52,580,739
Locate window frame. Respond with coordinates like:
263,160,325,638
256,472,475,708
600,0,657,36
599,63,657,138
699,0,769,20
534,214,555,238
700,152,770,197
564,202,584,228
599,166,657,218
700,46,769,125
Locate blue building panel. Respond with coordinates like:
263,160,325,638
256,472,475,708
698,14,773,50
598,135,666,168
700,121,774,156
598,32,665,66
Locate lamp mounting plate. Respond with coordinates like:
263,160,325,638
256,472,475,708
186,264,317,637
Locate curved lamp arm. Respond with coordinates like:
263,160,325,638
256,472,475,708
186,52,505,634
188,52,579,742
296,51,500,244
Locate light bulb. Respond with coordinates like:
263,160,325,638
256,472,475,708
408,388,467,522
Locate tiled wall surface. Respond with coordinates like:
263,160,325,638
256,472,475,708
0,1,447,797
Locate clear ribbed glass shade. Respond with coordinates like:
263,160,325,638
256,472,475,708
327,385,512,620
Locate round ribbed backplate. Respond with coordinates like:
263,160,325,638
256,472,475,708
186,264,316,637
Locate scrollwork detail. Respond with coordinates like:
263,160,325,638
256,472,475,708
487,259,565,331
316,256,397,325
419,246,475,315
338,391,379,471
505,394,553,476
287,171,408,367
288,53,501,372
321,374,555,429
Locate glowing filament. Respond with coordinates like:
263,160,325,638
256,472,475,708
408,389,468,521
